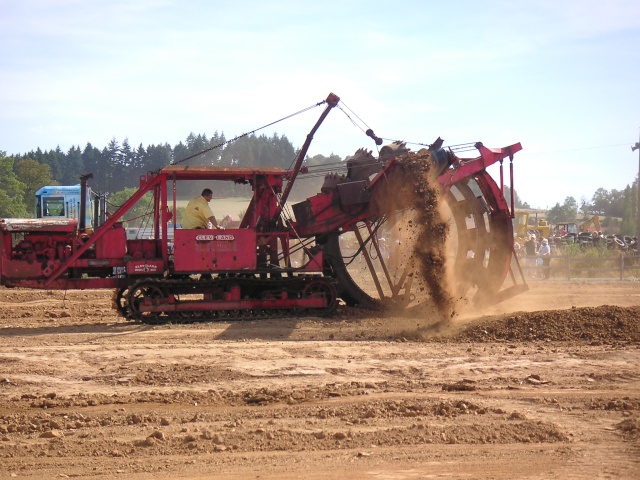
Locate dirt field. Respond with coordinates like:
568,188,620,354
0,281,639,479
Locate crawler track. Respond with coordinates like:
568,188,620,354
116,275,338,324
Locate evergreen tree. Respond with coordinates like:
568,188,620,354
35,147,65,183
130,143,148,183
620,178,638,236
103,138,121,193
63,146,85,185
146,143,173,172
82,143,104,190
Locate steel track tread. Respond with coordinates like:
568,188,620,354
123,275,337,325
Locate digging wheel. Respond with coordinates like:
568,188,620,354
323,171,514,310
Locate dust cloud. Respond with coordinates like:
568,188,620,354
387,152,457,325
381,150,520,340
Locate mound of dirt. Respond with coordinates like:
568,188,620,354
453,305,640,343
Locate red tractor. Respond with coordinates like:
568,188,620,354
0,93,526,322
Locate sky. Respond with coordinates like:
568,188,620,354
1,0,639,209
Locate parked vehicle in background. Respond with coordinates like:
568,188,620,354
35,184,107,232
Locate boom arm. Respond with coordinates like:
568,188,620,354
273,93,340,223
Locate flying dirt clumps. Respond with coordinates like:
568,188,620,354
394,151,455,318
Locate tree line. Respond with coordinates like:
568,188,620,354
9,131,299,193
0,132,337,218
544,186,638,236
0,134,638,236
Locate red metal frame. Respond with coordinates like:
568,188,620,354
0,144,522,292
0,89,523,316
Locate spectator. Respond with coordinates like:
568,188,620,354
523,234,537,271
513,237,522,257
538,238,551,279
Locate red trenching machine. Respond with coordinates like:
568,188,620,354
0,93,527,322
